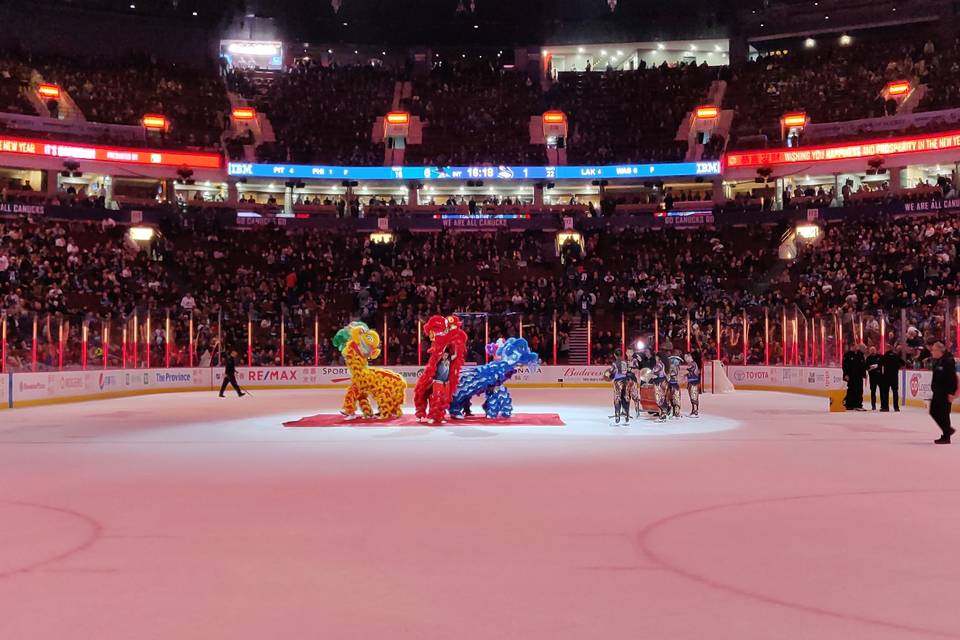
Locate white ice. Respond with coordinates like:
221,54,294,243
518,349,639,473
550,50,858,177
1,388,959,640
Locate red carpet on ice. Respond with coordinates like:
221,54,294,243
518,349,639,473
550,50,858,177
283,413,566,428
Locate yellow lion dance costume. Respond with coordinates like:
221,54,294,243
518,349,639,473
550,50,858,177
333,321,407,419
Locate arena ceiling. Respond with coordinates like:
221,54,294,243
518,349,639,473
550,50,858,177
39,0,739,45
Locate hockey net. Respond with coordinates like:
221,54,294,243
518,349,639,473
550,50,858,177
705,360,736,394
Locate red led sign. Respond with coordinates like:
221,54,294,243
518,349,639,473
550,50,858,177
0,135,222,169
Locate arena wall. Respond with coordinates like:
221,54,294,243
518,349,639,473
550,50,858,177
2,362,732,408
725,365,945,409
7,369,213,408
6,363,943,410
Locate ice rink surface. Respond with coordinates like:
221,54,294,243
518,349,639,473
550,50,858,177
1,388,959,640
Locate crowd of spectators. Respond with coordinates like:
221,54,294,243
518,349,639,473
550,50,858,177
2,203,957,372
786,213,958,334
253,60,397,165
0,55,35,115
546,62,716,164
405,59,544,166
724,35,936,147
32,53,228,149
914,38,960,113
7,29,960,166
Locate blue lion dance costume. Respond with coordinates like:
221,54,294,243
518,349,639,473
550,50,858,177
449,338,540,419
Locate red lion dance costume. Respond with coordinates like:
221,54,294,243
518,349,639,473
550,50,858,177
415,315,468,424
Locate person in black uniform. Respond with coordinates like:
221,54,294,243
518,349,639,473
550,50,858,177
929,342,957,444
879,348,905,412
865,346,883,410
635,346,656,371
219,350,246,398
842,345,867,410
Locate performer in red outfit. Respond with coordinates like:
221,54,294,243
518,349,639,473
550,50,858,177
415,315,468,424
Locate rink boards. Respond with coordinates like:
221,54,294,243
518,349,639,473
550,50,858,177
2,363,729,408
726,365,943,409
0,365,612,408
2,363,938,409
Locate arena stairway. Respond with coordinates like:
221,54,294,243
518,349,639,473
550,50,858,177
25,69,85,122
567,325,590,364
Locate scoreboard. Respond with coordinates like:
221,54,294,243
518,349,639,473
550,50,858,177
227,161,723,181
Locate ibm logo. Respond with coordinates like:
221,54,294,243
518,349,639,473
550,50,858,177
228,163,254,175
696,161,722,175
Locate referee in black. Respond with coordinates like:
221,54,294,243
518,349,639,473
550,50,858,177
930,342,956,444
219,350,246,398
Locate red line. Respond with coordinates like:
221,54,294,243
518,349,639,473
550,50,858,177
0,501,104,579
636,489,960,638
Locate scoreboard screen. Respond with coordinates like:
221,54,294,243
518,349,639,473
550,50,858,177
227,161,723,181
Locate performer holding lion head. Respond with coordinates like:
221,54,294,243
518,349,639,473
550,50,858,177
414,315,468,424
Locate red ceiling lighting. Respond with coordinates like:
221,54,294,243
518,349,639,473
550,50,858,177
141,114,169,130
542,111,567,124
37,83,61,99
886,80,911,97
385,111,410,125
231,107,257,121
781,112,808,128
695,105,720,119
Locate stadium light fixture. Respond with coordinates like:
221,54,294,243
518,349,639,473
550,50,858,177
129,226,155,242
839,34,852,46
141,114,169,130
804,37,816,48
542,111,567,124
231,107,257,121
795,224,820,240
695,105,720,119
385,111,410,125
37,83,60,99
886,80,911,96
781,112,808,128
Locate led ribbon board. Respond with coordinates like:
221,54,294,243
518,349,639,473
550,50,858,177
0,135,222,169
227,162,722,180
726,130,960,168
